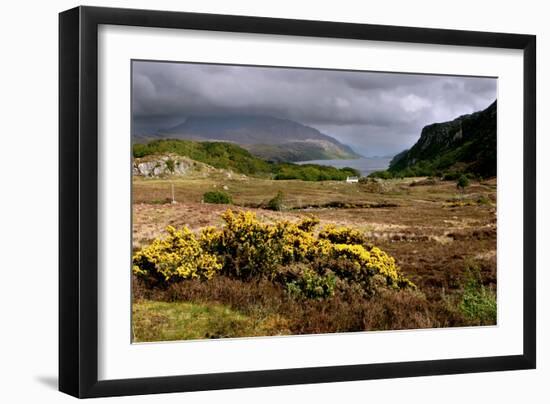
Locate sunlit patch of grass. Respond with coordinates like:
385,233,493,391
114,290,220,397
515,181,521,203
132,300,288,342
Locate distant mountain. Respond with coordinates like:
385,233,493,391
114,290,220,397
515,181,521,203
244,140,357,162
150,115,361,162
389,101,497,178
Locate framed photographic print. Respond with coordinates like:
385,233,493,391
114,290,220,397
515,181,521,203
59,6,536,398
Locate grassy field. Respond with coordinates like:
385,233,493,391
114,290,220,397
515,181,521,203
133,300,286,342
132,174,497,342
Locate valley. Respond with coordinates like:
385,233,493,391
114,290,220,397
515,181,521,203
132,173,497,341
131,99,498,342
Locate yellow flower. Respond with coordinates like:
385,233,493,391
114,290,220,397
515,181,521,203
133,209,414,290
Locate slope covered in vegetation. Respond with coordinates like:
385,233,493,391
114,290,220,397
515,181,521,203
371,101,496,179
133,139,360,181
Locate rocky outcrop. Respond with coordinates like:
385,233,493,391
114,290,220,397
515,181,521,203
133,153,247,180
133,154,193,177
389,101,497,177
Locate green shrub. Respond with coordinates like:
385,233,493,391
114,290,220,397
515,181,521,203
459,266,496,324
368,170,393,179
285,266,336,300
165,158,175,173
441,171,479,181
442,172,460,181
267,191,285,211
203,191,233,204
272,163,359,181
456,175,470,191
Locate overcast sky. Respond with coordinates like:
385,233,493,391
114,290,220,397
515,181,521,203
132,60,497,157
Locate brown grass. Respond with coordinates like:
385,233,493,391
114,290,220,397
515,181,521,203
132,175,497,338
133,275,472,336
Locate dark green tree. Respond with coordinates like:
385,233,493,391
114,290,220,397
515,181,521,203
456,175,470,192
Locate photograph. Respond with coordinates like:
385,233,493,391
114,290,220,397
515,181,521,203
130,60,498,343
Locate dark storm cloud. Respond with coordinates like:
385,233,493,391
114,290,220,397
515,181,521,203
132,60,497,156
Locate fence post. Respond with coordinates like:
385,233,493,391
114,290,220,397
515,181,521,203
171,183,176,204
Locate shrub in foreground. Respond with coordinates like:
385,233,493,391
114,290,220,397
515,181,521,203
284,264,337,300
133,210,414,297
132,226,221,283
458,267,496,324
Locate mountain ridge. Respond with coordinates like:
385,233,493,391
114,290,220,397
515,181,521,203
388,101,497,178
141,114,361,162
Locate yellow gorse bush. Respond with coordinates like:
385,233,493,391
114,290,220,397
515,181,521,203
132,226,221,282
329,244,414,288
133,210,414,293
318,224,369,246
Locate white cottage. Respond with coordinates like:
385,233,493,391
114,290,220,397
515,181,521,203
346,176,359,183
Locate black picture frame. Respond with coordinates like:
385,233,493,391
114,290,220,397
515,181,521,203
59,5,536,398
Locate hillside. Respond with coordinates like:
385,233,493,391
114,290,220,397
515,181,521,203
244,139,356,162
133,139,271,176
152,115,361,162
388,101,497,178
132,139,360,181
